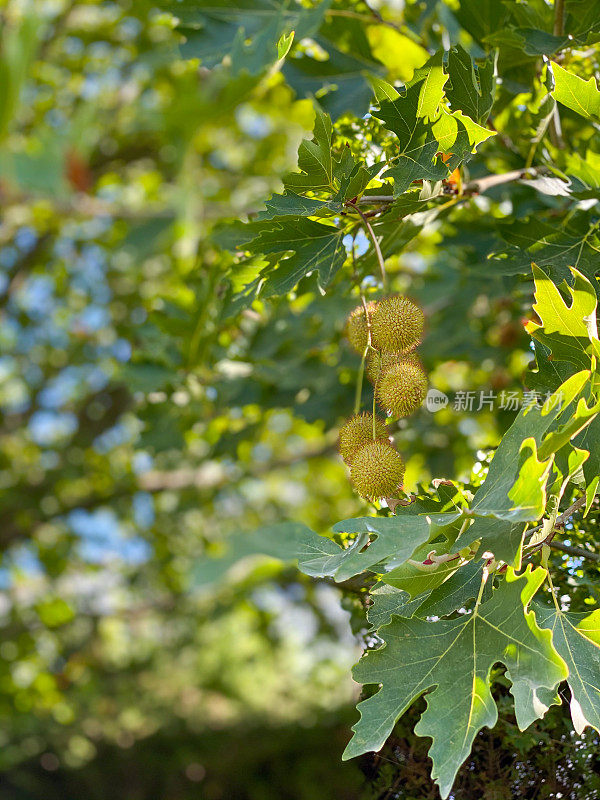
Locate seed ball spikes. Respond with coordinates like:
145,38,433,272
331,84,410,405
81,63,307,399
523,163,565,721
370,295,424,353
376,356,428,417
339,413,388,465
345,301,377,355
349,440,405,501
366,351,421,386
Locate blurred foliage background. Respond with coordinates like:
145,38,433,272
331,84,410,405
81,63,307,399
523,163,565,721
1,1,600,798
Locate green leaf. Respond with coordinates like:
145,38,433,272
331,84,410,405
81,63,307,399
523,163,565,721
193,522,351,586
194,496,461,587
367,582,428,629
565,150,600,197
282,40,383,120
431,108,496,169
453,0,510,46
240,216,346,295
331,507,462,582
228,15,287,76
409,52,449,120
375,55,494,196
273,109,379,202
174,0,326,70
285,107,334,193
551,61,600,120
452,372,597,564
374,68,449,196
445,45,495,123
380,374,596,582
368,560,487,629
525,266,598,368
381,538,471,597
528,340,577,396
486,28,569,56
565,0,600,45
257,192,338,220
277,30,295,61
536,604,600,734
359,211,420,273
343,566,567,800
494,213,600,284
334,159,383,204
415,558,487,618
575,415,600,486
282,12,385,119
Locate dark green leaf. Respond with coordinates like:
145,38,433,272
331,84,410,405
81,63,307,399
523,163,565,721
240,216,346,294
446,45,496,123
536,603,600,734
343,566,567,800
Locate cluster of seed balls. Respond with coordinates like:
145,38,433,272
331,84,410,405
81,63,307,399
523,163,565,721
339,295,427,502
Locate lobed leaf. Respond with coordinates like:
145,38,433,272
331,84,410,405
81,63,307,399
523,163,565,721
535,604,600,735
343,566,567,800
551,61,600,120
525,266,598,368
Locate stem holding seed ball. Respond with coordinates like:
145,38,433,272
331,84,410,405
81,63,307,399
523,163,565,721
347,201,388,290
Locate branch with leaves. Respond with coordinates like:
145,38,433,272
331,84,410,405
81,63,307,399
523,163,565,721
195,14,600,797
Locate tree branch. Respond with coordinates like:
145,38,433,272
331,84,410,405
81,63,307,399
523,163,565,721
527,495,587,542
548,541,600,562
327,4,406,36
524,496,600,563
464,169,538,194
553,0,565,36
356,169,541,207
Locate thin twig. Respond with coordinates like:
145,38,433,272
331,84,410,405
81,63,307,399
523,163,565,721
327,4,404,35
362,0,403,32
354,345,369,415
358,195,395,204
527,495,587,542
353,292,376,415
347,201,388,289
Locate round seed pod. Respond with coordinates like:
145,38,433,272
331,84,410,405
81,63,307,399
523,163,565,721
370,295,424,353
339,413,388,465
366,351,420,386
345,301,377,355
376,357,428,417
349,440,405,501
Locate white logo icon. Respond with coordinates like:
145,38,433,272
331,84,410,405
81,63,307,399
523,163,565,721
425,388,448,413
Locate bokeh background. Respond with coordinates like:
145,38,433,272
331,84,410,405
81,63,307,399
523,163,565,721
2,1,600,798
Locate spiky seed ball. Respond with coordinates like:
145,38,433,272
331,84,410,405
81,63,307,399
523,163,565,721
345,301,377,355
349,440,405,501
370,295,424,353
339,413,388,464
366,351,420,386
376,357,428,417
